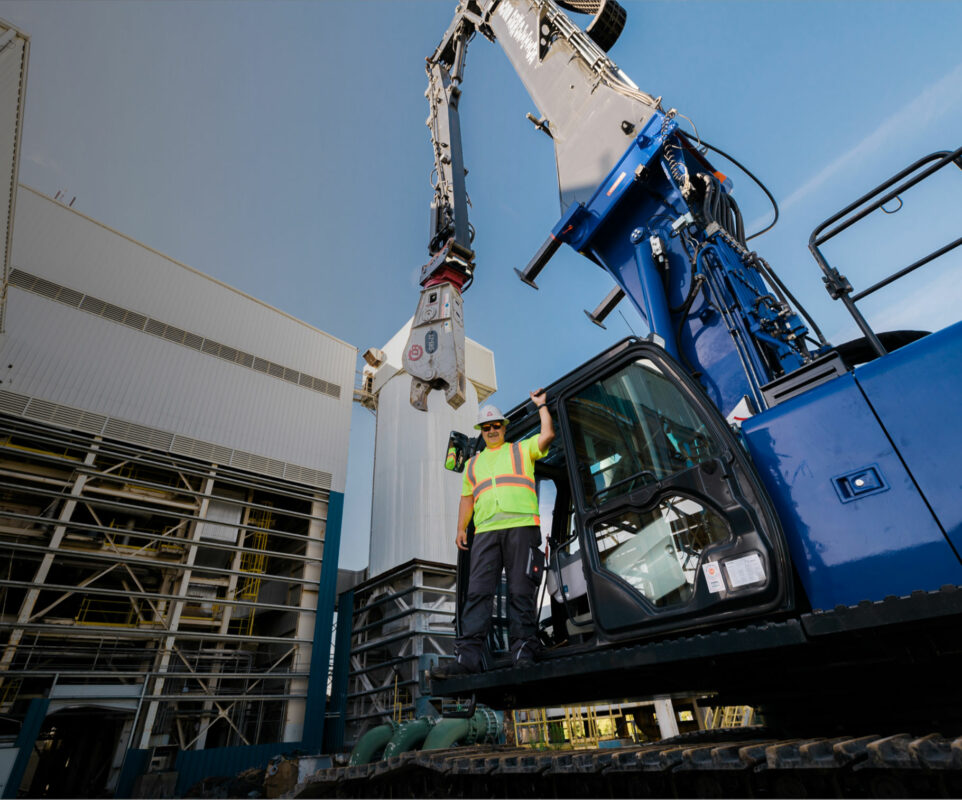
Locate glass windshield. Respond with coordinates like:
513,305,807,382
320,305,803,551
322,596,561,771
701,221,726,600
593,497,731,608
566,358,719,506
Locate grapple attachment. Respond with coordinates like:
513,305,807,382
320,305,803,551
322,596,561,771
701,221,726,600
403,281,466,411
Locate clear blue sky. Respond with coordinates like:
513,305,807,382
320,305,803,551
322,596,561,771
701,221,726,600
3,0,961,569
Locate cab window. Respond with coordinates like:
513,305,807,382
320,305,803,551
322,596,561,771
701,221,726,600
566,358,719,506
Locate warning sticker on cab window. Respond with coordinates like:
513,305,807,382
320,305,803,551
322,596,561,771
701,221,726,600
702,562,725,593
724,552,766,588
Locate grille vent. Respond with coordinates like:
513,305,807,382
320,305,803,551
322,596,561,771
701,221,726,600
9,267,342,400
170,435,233,465
0,389,334,491
284,464,333,490
230,449,287,480
9,270,83,306
104,419,175,451
24,398,107,434
0,390,28,416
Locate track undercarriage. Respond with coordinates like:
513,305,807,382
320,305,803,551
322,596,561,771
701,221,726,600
293,587,962,798
295,732,962,799
434,586,962,736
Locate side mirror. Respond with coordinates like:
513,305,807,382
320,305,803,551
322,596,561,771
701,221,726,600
444,431,474,472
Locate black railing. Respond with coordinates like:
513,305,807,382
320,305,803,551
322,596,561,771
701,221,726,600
809,146,962,357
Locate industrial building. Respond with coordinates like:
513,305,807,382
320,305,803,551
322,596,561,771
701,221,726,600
0,15,500,794
0,178,355,794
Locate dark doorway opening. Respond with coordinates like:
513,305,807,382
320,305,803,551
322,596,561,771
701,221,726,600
25,708,129,798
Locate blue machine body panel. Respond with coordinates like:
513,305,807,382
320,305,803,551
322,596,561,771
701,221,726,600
855,320,962,559
575,160,758,417
551,111,810,418
741,369,962,611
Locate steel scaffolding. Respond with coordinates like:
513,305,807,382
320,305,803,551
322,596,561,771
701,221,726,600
343,560,456,747
0,412,331,784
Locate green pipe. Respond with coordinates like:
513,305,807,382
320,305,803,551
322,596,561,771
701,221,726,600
348,721,398,766
422,717,471,751
382,717,436,759
422,706,503,750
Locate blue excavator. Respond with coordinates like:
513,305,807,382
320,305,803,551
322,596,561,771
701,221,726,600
369,0,962,793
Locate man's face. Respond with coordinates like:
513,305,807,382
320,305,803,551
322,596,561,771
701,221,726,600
480,421,506,448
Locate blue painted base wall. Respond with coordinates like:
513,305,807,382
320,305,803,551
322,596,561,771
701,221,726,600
2,698,50,799
114,749,150,799
174,742,302,797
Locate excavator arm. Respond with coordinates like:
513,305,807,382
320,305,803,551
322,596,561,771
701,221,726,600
405,0,822,419
404,0,643,411
402,7,477,412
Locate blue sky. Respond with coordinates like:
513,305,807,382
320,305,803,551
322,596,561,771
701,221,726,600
3,0,961,569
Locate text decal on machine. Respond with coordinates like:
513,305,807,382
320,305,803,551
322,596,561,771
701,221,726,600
702,563,725,593
498,3,538,65
725,552,766,588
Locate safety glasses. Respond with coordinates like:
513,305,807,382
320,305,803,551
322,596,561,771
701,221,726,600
480,422,503,432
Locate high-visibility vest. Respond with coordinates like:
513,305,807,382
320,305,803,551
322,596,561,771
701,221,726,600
463,435,544,533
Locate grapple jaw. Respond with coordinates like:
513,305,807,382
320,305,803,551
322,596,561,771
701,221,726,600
403,280,467,412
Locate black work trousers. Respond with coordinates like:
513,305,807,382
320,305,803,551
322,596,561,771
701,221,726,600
455,525,541,670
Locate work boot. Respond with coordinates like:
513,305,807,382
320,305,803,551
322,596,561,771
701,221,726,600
430,659,479,680
511,639,540,669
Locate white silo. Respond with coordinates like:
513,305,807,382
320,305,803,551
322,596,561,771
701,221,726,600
340,322,496,742
365,320,497,577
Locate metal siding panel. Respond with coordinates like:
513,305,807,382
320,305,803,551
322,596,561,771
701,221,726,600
174,743,283,798
4,189,356,490
114,749,150,800
13,260,354,468
2,289,350,491
12,188,356,382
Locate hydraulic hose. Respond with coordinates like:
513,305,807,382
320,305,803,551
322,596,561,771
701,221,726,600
348,721,399,766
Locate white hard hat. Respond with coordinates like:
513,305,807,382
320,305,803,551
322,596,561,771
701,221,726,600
475,404,507,430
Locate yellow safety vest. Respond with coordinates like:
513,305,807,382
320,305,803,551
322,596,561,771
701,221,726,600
462,434,547,533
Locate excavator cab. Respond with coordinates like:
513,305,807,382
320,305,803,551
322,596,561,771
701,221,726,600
452,337,794,666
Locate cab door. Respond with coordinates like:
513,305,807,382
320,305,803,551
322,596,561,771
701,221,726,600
557,341,792,641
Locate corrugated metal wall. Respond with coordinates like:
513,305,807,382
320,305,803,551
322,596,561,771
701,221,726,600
174,742,289,797
1,187,355,491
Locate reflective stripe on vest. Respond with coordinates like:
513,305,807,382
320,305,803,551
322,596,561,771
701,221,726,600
472,474,535,500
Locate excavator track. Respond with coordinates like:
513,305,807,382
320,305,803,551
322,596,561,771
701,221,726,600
429,586,962,734
289,589,962,798
294,731,962,798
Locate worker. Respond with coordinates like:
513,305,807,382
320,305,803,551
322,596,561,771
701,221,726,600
432,391,555,678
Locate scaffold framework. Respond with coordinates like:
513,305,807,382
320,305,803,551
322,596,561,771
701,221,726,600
0,412,333,787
